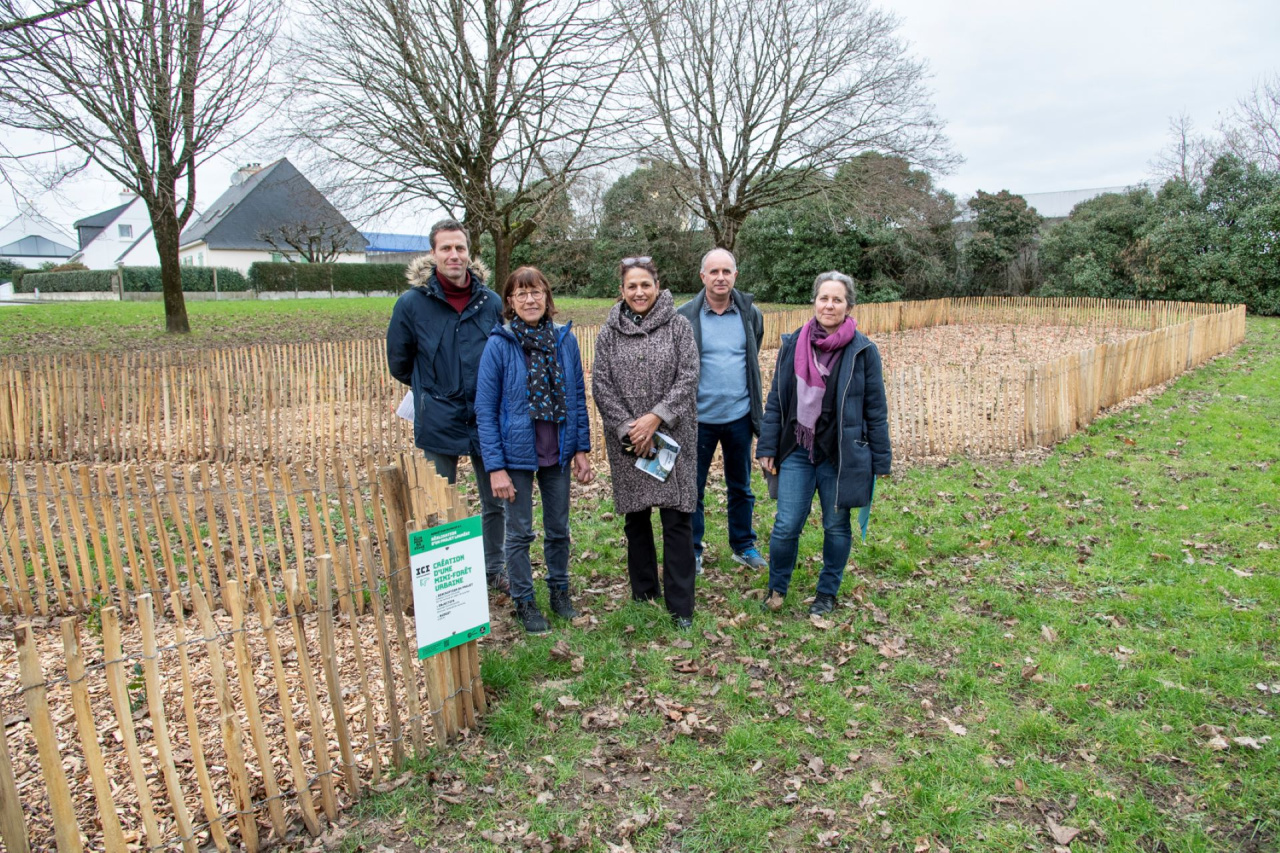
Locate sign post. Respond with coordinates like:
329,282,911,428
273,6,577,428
409,516,491,660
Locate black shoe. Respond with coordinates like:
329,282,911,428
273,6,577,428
808,593,837,616
548,587,578,620
672,614,693,631
487,571,511,595
515,598,551,634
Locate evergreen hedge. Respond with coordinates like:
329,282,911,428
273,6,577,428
14,269,116,293
249,262,408,293
121,266,249,292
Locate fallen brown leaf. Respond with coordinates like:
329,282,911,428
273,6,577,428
1046,817,1080,845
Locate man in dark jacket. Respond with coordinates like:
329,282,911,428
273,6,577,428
676,248,767,576
386,219,508,591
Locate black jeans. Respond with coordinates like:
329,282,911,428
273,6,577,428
623,508,696,618
692,412,758,556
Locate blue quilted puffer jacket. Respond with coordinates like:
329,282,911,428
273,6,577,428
475,322,591,471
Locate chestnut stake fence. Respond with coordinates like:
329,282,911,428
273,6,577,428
0,298,1246,466
0,452,485,851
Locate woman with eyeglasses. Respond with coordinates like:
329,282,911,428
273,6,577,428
476,266,595,635
756,271,891,616
592,257,701,630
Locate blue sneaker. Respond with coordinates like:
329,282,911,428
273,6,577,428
732,547,767,571
695,552,703,576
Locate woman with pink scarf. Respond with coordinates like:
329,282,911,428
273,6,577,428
756,272,891,615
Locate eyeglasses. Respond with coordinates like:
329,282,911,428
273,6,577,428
621,256,652,268
511,289,546,303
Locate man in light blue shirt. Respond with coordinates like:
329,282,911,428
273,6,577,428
677,248,766,574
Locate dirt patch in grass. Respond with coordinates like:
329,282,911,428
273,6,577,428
873,323,1148,374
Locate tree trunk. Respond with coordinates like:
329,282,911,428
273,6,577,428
491,230,512,290
717,217,741,253
150,204,191,333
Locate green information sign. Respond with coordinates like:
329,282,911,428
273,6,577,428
409,515,491,659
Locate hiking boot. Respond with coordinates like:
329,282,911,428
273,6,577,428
548,587,578,620
672,614,693,631
761,590,785,613
695,552,703,576
515,598,551,635
808,593,837,616
487,571,510,595
732,547,767,571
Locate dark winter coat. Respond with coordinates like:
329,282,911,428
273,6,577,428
385,256,503,456
757,327,891,508
676,287,766,435
592,290,700,514
474,321,592,472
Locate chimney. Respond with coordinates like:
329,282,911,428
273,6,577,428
119,189,136,205
230,163,264,187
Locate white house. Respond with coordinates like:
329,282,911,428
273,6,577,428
0,206,77,268
179,160,367,273
70,193,161,268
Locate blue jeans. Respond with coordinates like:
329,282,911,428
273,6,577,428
693,413,757,556
503,465,572,602
422,450,506,578
767,452,852,598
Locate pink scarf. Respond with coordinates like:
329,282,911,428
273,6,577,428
794,316,857,457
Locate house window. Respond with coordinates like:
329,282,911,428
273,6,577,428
271,252,284,263
197,252,204,266
118,224,133,239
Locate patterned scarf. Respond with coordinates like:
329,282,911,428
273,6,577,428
794,316,857,457
510,318,567,423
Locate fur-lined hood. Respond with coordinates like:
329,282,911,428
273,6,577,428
405,254,492,289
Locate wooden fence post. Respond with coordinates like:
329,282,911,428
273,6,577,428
377,464,413,608
248,577,322,837
100,607,162,847
359,535,406,769
16,623,83,852
0,709,29,853
60,618,128,852
190,587,260,852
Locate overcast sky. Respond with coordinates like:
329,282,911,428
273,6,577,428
892,0,1280,197
4,0,1279,234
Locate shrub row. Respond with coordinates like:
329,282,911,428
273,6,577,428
13,264,387,294
122,266,249,292
248,262,409,293
14,269,115,293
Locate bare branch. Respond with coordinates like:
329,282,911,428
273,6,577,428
616,0,956,250
1220,72,1280,171
0,0,278,331
1149,112,1215,187
0,0,96,35
281,0,632,283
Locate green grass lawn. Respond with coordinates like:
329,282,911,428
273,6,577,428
0,293,803,355
0,296,633,355
334,318,1280,852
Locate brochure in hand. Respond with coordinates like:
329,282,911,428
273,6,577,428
634,431,681,482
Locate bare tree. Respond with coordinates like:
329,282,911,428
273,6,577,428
286,0,629,285
0,0,276,332
618,0,955,251
258,221,357,263
1221,72,1280,171
1150,112,1215,187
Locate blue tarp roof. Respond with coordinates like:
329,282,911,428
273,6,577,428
362,231,432,253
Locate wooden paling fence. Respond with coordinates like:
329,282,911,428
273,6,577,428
1021,306,1247,447
0,453,486,851
0,297,1247,465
